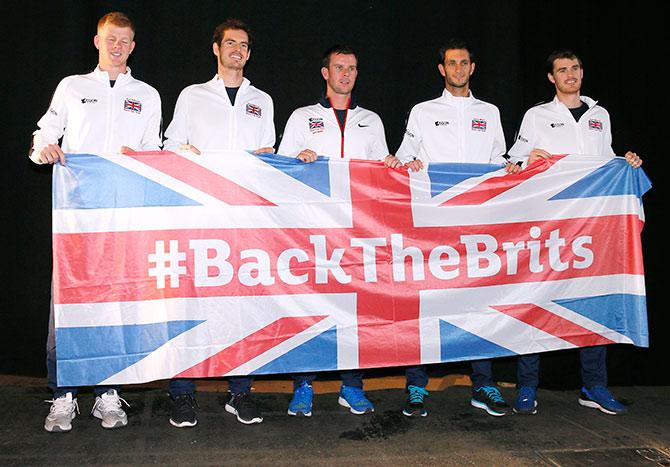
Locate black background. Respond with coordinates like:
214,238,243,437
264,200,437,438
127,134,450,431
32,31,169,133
0,0,665,388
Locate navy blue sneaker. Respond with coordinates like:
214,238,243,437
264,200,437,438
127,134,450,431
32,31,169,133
513,386,538,415
471,386,509,416
288,382,313,417
402,385,429,417
578,386,627,415
338,385,374,414
225,392,263,424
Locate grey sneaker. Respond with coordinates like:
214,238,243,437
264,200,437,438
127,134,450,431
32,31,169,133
91,389,129,429
44,392,79,433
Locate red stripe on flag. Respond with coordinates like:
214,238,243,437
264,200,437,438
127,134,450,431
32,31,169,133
492,303,616,347
174,315,328,377
126,151,276,206
441,155,566,206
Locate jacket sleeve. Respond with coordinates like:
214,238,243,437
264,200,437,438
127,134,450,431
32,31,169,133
139,89,163,151
277,110,304,157
490,107,507,165
260,96,276,150
507,109,535,163
30,78,71,164
163,88,189,151
603,110,616,157
395,106,422,163
369,115,390,160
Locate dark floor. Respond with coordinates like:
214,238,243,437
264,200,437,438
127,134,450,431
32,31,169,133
1,385,669,466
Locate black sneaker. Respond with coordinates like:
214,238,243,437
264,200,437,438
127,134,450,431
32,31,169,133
169,394,198,428
470,386,509,416
402,385,429,417
225,393,263,424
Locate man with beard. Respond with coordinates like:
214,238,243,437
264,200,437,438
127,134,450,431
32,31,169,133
163,18,275,428
388,38,518,419
507,49,642,416
278,44,391,417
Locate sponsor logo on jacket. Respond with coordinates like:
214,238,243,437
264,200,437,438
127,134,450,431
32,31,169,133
471,118,487,131
246,103,262,118
550,122,565,128
124,98,142,114
434,121,449,126
309,117,325,133
81,98,98,104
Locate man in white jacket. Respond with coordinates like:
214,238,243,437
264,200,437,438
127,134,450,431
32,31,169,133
163,19,275,429
278,45,389,163
31,11,162,433
163,21,274,155
278,44,390,418
508,49,642,416
388,39,518,419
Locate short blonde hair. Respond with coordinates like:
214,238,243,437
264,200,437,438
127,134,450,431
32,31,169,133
97,12,135,35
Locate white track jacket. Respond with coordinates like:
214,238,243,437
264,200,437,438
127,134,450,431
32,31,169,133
508,95,615,161
278,96,388,160
31,67,161,163
164,76,275,152
396,89,506,164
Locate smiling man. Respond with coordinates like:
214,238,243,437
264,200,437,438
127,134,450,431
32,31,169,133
164,19,274,155
163,18,275,430
390,39,514,419
31,11,161,433
277,44,390,418
507,49,642,416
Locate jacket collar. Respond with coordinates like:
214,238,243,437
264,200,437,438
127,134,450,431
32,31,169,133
210,75,251,93
92,66,133,85
318,93,358,109
440,88,475,105
552,94,598,111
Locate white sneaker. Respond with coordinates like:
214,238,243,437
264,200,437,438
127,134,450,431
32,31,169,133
44,392,79,433
91,389,129,429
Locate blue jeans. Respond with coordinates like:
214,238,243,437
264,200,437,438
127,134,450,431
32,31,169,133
406,360,494,389
517,346,607,388
293,370,364,389
168,376,253,398
405,365,429,388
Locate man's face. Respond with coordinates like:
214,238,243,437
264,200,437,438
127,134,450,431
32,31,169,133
213,29,250,71
438,48,475,89
548,58,583,95
321,53,358,96
94,23,135,69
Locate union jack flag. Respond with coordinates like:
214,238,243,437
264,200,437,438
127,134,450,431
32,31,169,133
589,119,603,131
246,103,262,117
471,118,487,131
308,117,325,133
51,151,650,386
123,98,142,114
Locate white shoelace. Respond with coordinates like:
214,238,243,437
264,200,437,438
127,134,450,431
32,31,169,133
45,396,80,416
92,392,129,415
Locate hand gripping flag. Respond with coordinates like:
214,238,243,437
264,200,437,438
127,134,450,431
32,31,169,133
51,151,651,386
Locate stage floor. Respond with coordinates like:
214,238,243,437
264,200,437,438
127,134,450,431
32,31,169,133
1,380,668,466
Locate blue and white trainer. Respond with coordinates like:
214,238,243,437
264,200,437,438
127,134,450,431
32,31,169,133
578,386,627,415
338,385,374,414
513,386,538,415
288,382,313,417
